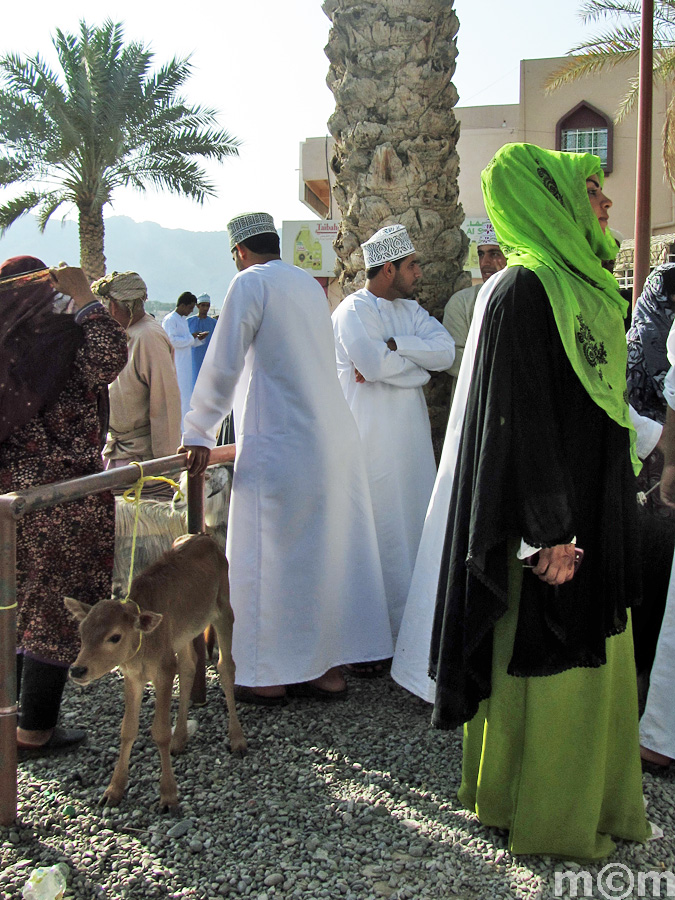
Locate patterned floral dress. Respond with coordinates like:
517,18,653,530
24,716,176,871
0,303,127,666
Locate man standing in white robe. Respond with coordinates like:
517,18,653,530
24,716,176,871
182,212,393,705
163,292,208,429
332,225,455,653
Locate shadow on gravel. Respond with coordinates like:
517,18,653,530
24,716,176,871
2,663,674,900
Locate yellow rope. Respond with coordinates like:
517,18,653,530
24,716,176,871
119,462,183,658
121,461,183,662
0,463,182,617
124,598,145,662
120,461,182,601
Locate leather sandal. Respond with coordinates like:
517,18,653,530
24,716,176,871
18,726,87,761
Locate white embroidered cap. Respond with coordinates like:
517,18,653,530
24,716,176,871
196,293,211,304
476,220,499,247
361,224,415,268
228,212,277,250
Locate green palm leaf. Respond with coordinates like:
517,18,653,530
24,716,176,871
546,0,675,188
0,19,240,278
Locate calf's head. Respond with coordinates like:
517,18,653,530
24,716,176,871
64,597,163,684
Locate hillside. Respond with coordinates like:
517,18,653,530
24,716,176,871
0,215,238,307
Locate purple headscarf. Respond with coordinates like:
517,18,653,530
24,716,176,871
0,256,84,443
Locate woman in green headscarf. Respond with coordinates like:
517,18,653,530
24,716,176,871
429,144,651,859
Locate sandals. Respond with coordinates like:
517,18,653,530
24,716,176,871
233,685,288,707
343,659,392,679
287,682,348,703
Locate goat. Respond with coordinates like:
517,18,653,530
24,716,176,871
65,533,247,811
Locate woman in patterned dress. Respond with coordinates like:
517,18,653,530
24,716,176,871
626,265,675,676
0,257,127,753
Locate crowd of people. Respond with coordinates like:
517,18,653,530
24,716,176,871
4,140,675,861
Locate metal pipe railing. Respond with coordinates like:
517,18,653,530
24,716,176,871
0,448,233,825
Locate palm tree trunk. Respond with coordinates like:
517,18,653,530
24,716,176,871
323,0,469,453
78,205,106,281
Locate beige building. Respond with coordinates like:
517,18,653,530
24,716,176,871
457,55,675,244
300,56,675,289
299,137,337,220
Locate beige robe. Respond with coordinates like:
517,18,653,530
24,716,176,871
104,314,181,466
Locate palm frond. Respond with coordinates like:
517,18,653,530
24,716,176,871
111,153,216,202
0,19,241,270
578,0,675,28
0,190,46,232
545,51,636,92
663,92,675,189
578,0,642,24
35,192,68,231
569,23,644,53
654,46,675,81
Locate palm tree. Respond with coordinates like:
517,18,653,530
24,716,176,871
323,0,467,452
0,20,240,279
545,1,675,186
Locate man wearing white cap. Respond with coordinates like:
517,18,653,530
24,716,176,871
163,291,209,429
182,212,393,704
332,225,456,654
187,293,217,389
443,220,506,399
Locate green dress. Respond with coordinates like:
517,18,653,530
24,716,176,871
459,552,651,860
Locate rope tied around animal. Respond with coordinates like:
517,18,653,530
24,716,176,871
120,461,183,660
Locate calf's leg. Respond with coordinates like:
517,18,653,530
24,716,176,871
152,662,180,812
171,643,196,755
101,676,143,807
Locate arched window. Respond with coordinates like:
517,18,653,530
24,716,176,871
556,102,613,174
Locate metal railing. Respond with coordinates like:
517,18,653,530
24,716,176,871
0,447,232,825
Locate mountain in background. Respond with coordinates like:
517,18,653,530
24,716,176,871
0,215,238,309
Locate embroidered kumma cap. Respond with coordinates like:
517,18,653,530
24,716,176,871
361,224,416,268
476,220,499,247
228,212,277,251
196,293,211,304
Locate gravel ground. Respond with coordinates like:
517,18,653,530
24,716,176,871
2,664,675,900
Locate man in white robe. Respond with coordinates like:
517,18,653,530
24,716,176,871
163,292,208,429
187,293,218,389
332,225,455,645
182,212,392,704
442,220,506,402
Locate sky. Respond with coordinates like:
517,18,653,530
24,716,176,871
0,0,601,233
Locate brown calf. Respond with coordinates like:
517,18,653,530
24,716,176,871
64,533,247,811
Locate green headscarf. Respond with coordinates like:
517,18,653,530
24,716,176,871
481,143,639,472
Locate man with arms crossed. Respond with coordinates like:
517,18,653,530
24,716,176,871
332,225,455,663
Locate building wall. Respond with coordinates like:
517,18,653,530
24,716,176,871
300,137,338,219
456,56,675,240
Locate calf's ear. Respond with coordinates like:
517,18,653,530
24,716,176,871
135,610,164,634
64,596,93,622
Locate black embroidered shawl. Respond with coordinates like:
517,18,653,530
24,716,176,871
429,267,641,730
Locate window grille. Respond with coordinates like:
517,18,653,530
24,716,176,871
561,127,608,167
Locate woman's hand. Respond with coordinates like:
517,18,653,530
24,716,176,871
49,266,97,310
532,544,576,585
